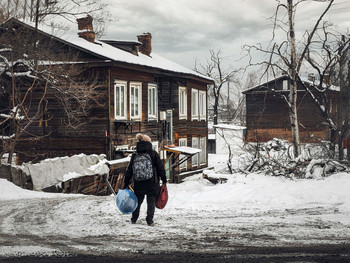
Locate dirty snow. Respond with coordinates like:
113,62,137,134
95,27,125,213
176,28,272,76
0,154,349,258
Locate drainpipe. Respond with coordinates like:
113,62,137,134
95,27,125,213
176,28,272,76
107,67,112,160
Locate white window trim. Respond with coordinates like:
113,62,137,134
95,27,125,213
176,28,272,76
152,141,159,153
115,144,129,151
179,138,187,171
114,80,127,120
283,80,288,91
191,88,199,121
148,83,158,120
199,90,206,121
179,86,187,120
166,109,174,143
199,137,206,165
191,136,199,168
130,82,142,120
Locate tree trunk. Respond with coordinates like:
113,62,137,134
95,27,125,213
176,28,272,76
338,43,350,160
213,95,219,125
287,0,300,157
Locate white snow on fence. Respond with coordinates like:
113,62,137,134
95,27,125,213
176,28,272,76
21,154,109,190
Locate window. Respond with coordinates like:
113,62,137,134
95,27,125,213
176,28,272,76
199,90,206,120
199,137,206,165
179,86,187,119
283,80,288,90
114,80,127,120
166,110,173,143
130,82,142,120
179,138,187,170
191,89,199,120
152,141,159,153
148,84,157,119
191,137,199,167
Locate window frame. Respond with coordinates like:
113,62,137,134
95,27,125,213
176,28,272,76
199,90,206,121
283,80,288,91
152,141,159,153
199,137,206,165
179,137,187,171
148,83,158,120
166,109,174,143
179,86,187,120
114,80,127,120
191,88,199,121
191,136,199,167
129,82,142,120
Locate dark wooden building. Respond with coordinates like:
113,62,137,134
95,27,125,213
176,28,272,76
0,17,213,180
243,74,340,143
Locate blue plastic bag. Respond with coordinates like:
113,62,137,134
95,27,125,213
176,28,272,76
116,189,138,214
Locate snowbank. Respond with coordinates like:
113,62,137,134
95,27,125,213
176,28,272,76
168,172,350,213
2,168,349,213
21,154,109,190
0,179,64,200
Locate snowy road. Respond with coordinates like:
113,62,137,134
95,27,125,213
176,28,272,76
1,163,350,262
1,192,350,262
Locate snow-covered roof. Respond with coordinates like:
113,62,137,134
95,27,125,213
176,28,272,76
243,74,340,94
67,37,212,81
166,146,201,155
299,76,340,91
5,18,212,82
242,75,288,94
213,124,246,130
106,156,131,166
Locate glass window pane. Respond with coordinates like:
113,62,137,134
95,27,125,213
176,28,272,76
135,87,139,116
152,88,156,115
121,86,124,117
131,87,134,116
116,86,120,116
149,88,152,115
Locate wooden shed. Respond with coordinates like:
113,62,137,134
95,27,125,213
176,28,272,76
243,74,340,143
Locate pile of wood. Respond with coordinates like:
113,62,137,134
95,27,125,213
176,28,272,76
59,161,128,195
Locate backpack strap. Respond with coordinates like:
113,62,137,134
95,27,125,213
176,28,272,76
148,151,159,184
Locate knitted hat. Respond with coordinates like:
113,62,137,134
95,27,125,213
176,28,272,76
136,133,152,143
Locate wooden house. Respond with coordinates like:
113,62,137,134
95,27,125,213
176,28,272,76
243,74,340,143
0,16,213,182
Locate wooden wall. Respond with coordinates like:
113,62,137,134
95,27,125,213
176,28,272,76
109,66,208,170
245,89,338,143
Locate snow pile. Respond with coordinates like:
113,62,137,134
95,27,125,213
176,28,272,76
228,138,349,178
21,154,109,190
173,172,350,212
0,179,65,200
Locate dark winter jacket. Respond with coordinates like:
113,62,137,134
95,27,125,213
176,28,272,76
124,141,167,196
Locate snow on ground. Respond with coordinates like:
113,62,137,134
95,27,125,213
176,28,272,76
0,153,350,257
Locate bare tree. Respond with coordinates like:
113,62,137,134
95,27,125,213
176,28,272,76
0,0,111,37
301,27,350,160
0,19,106,167
195,49,241,125
244,0,336,157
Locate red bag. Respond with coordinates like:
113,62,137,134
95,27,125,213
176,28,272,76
156,184,168,209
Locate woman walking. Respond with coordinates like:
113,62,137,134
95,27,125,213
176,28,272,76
124,133,167,226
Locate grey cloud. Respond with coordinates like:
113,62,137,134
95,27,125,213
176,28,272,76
103,0,350,68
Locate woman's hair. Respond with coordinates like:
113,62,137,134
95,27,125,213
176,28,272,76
136,133,144,141
136,133,152,142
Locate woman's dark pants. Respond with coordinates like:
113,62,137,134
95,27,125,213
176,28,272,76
131,193,156,224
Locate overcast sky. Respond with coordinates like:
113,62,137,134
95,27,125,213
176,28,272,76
101,0,350,71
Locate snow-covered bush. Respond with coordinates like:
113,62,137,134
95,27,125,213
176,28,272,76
229,138,349,179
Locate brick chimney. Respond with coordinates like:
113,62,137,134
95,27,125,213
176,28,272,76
77,15,95,43
137,33,152,56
